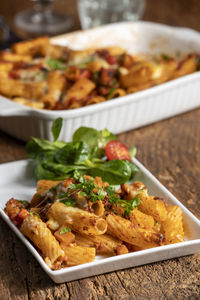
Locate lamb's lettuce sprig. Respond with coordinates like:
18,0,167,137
26,118,139,185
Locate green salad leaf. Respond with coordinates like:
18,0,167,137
51,117,63,142
73,127,117,158
26,118,139,184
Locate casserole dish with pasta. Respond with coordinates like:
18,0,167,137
0,21,200,141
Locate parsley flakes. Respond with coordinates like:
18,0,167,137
59,227,71,234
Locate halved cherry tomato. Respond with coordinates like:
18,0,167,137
105,140,131,161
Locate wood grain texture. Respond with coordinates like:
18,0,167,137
0,0,200,299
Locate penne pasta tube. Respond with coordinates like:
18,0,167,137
69,49,96,62
12,36,50,56
40,71,66,108
129,209,155,229
40,44,70,60
67,101,83,110
47,202,107,235
138,192,168,222
161,205,184,244
20,214,65,269
89,200,105,216
0,61,14,72
0,51,32,62
127,82,153,93
87,61,107,72
65,66,81,81
106,214,163,249
152,60,178,84
36,179,61,193
13,97,44,109
30,179,61,207
63,77,95,103
111,88,126,98
61,244,95,266
0,72,45,99
85,96,105,106
172,54,197,79
120,62,153,88
75,233,122,255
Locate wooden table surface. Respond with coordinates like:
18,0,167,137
0,0,200,299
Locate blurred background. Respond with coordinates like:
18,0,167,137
0,0,199,48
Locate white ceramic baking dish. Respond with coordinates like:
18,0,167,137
0,21,200,142
0,158,200,283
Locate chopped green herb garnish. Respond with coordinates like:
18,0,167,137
49,184,60,193
60,227,71,234
47,58,66,70
60,198,76,206
161,53,170,61
80,191,87,197
30,211,40,218
107,87,116,99
18,200,29,205
105,185,140,216
106,185,119,205
116,195,140,216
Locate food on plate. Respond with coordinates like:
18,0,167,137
26,118,139,185
0,36,199,110
4,171,184,270
4,119,184,270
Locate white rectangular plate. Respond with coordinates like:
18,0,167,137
0,21,200,142
0,159,200,283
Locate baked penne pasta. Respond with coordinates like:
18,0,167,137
63,77,95,105
0,51,32,62
4,171,185,270
40,71,66,108
47,202,107,235
12,36,50,56
75,233,122,255
13,97,44,109
0,36,199,111
20,214,65,269
129,209,155,229
106,214,163,249
161,205,184,244
61,244,95,266
138,192,168,222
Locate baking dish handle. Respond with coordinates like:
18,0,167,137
0,100,32,117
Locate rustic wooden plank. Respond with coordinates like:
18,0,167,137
0,219,28,300
67,273,132,300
